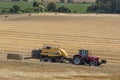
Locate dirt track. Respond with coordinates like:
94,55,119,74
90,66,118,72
0,13,120,80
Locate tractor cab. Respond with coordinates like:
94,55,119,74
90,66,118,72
79,49,89,60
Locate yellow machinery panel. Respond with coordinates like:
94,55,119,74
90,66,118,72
41,44,68,57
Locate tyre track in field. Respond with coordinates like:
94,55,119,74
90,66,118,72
0,29,120,45
0,29,120,54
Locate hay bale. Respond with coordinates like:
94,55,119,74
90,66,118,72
7,53,22,60
5,15,8,18
28,13,31,16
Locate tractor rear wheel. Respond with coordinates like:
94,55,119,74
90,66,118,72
89,60,97,66
73,56,82,65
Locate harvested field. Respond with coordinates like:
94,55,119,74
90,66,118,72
0,13,120,80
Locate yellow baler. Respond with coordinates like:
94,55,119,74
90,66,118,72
32,44,71,62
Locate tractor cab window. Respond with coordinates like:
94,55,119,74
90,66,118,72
79,50,88,58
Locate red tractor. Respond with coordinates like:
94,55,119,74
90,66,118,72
72,50,106,66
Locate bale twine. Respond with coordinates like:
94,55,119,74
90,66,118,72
7,53,22,60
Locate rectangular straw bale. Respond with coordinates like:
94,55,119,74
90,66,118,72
7,53,22,60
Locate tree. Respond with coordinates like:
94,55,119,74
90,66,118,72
33,1,39,7
87,0,120,13
1,9,6,14
57,6,71,13
33,1,45,7
25,7,34,13
10,5,20,13
47,2,57,12
33,1,46,12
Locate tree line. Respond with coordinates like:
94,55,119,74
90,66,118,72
59,0,73,3
41,0,74,3
1,0,120,14
0,1,71,14
87,0,120,13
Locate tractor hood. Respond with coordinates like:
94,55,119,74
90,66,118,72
88,56,99,61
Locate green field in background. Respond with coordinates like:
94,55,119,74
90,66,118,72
0,1,92,13
57,3,91,13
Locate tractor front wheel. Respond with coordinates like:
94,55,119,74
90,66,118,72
89,60,97,66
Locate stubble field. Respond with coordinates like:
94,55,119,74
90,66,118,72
0,13,120,80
